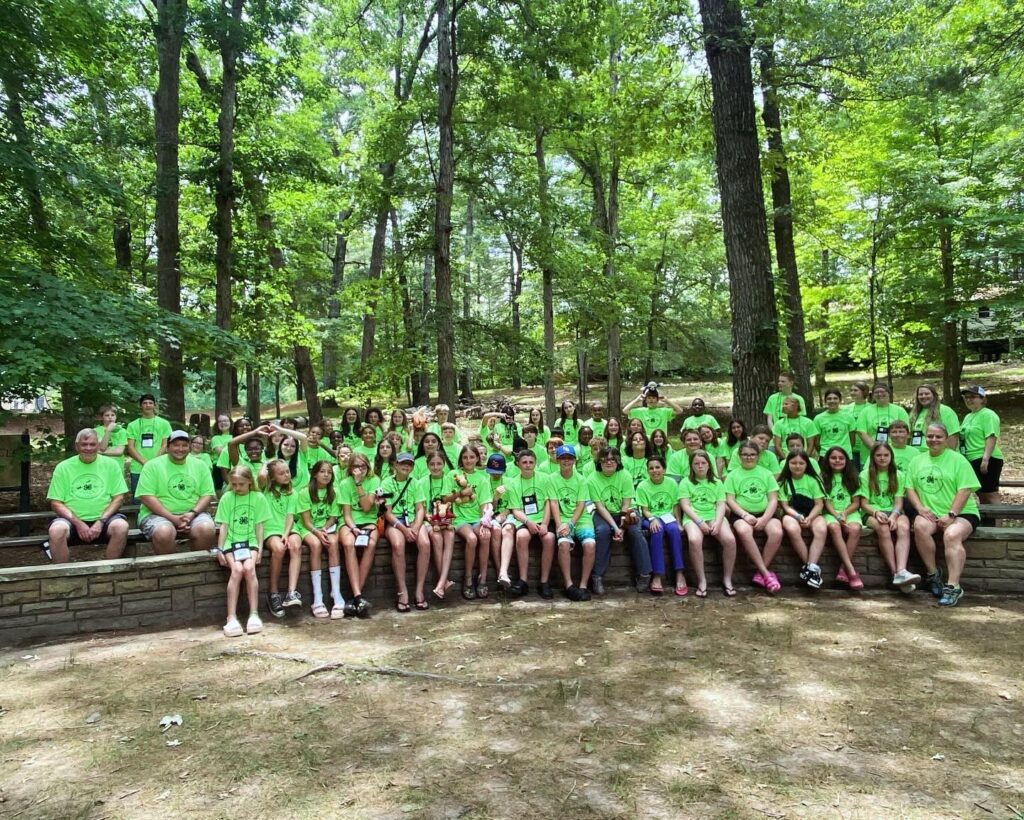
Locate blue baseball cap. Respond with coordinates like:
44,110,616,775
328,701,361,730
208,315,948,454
555,445,576,460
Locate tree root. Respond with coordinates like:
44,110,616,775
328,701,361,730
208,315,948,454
219,648,538,688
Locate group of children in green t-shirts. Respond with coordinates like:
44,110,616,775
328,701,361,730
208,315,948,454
91,375,1004,635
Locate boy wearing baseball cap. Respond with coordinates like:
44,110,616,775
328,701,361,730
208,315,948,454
547,446,595,601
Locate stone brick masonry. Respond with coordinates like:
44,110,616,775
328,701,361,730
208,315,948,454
0,527,1020,645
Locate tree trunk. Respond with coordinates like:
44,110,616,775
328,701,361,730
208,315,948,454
153,0,188,425
643,234,668,385
433,0,457,407
939,219,960,403
699,0,780,425
245,364,261,422
359,174,393,366
414,254,433,404
323,208,351,405
507,233,523,390
212,0,244,420
392,208,420,401
294,346,322,424
759,45,812,412
458,196,474,399
535,129,556,422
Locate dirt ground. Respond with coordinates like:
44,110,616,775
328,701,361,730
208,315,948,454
2,593,1023,819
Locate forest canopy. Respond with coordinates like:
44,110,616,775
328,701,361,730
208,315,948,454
2,0,1023,434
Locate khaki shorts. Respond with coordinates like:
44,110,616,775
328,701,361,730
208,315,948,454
140,512,215,539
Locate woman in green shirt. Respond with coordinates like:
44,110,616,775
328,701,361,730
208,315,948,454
603,416,625,453
188,435,212,470
373,437,397,481
959,386,1003,502
527,408,551,444
679,450,737,597
860,442,918,593
424,452,457,600
821,447,864,590
856,383,909,452
909,384,960,452
905,422,982,607
777,450,827,589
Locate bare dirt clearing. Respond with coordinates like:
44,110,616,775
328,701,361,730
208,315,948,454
2,593,1024,818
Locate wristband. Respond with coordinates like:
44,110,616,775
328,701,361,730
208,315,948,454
948,511,958,518
696,518,705,526
188,508,198,516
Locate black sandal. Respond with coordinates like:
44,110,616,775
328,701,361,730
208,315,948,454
414,598,429,611
396,595,411,613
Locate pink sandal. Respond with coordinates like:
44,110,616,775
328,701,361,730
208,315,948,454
675,584,688,597
764,572,781,594
848,572,864,591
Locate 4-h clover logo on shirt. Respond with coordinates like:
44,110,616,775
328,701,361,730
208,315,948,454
923,471,940,487
72,475,102,498
237,513,250,527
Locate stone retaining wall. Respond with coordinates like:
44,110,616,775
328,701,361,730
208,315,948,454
1,527,1021,645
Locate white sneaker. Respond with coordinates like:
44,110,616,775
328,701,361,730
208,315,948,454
223,618,243,637
246,614,263,634
892,569,921,592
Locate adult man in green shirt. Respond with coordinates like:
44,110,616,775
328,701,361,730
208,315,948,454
136,430,217,554
46,429,130,562
125,393,173,497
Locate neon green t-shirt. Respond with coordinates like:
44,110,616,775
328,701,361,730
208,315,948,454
909,403,960,451
682,413,720,431
188,452,213,471
726,449,780,475
855,403,910,445
777,473,825,503
449,469,491,526
47,455,128,520
380,475,426,520
294,487,341,534
215,490,270,548
210,433,232,461
125,415,173,474
583,418,606,438
679,477,725,524
339,475,382,527
506,472,555,524
620,455,649,488
586,469,634,512
423,472,455,511
635,477,681,518
628,407,674,437
891,444,915,473
822,473,860,518
857,467,903,512
546,470,592,528
553,417,581,446
94,425,128,457
135,454,215,523
262,488,296,538
960,407,1003,461
772,415,818,448
907,449,981,518
723,465,779,515
813,409,855,457
486,474,514,518
763,391,807,421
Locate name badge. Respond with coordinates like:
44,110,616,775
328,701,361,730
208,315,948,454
141,433,155,448
875,426,889,443
231,543,251,561
355,531,370,548
910,430,923,446
522,494,539,516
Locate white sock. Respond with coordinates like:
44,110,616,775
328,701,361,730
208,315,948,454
329,566,345,606
310,570,323,607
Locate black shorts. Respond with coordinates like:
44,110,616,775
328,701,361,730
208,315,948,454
969,457,1003,494
959,513,980,534
54,513,128,546
903,500,918,524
